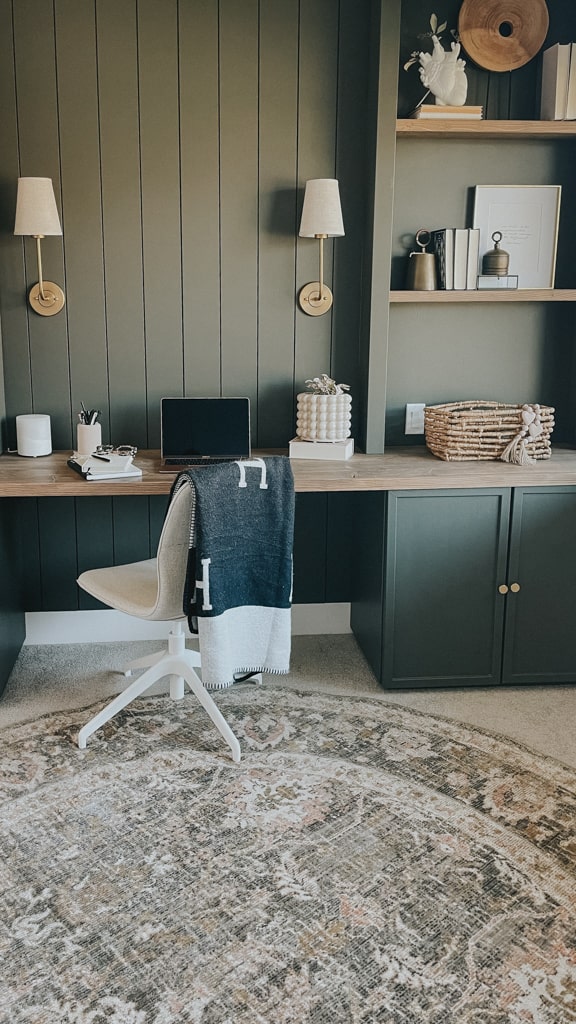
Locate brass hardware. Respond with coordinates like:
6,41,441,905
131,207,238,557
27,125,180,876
28,281,66,317
14,179,66,316
298,234,334,316
298,179,344,317
482,231,510,277
510,582,521,593
28,235,65,316
406,228,437,291
498,584,509,594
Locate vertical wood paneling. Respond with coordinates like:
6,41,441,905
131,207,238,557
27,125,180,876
258,0,299,446
138,0,183,445
76,495,112,609
0,0,30,449
38,497,78,609
219,0,259,410
0,0,373,611
97,0,148,449
112,495,151,566
292,494,329,603
0,498,25,691
294,0,339,390
56,0,108,443
179,0,221,397
334,0,370,409
16,499,41,612
13,0,70,449
362,0,400,454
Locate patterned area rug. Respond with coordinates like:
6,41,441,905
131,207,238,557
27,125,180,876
1,686,575,1024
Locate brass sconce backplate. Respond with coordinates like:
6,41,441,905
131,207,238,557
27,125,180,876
298,281,334,316
28,282,66,317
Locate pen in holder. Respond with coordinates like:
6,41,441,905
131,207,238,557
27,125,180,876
76,403,102,455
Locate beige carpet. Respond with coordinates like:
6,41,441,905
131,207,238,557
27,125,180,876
2,634,576,769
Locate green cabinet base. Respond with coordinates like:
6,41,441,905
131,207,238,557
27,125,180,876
351,486,576,690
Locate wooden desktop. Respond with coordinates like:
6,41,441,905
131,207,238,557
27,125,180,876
2,446,576,497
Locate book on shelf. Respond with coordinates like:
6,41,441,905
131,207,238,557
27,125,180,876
409,104,483,120
566,42,576,119
431,228,481,292
431,228,454,289
540,42,571,120
466,229,481,290
453,229,469,290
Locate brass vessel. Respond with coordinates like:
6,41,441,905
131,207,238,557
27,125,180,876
482,231,510,277
406,228,437,291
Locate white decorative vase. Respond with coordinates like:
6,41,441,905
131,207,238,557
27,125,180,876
296,392,352,442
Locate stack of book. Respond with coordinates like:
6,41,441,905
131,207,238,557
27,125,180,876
540,42,576,120
409,104,483,120
431,228,481,290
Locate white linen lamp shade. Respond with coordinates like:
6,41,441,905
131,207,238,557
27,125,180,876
14,177,65,316
299,178,345,238
298,178,344,316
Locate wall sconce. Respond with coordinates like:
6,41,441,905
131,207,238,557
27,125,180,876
298,178,344,317
14,177,65,317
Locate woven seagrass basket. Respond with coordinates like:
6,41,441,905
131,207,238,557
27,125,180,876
424,400,555,462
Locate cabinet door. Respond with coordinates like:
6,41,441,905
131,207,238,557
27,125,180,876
383,489,510,688
502,486,576,685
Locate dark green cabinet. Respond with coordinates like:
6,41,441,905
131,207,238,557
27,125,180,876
382,488,511,688
352,485,576,689
502,487,576,685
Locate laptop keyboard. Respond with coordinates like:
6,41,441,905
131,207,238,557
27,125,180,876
163,457,236,467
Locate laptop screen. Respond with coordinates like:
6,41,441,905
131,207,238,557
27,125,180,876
160,397,251,460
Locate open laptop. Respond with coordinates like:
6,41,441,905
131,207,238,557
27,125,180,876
159,397,251,472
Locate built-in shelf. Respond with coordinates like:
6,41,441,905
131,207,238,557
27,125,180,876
390,289,576,303
396,119,576,140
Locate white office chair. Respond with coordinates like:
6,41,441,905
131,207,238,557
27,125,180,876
76,483,242,762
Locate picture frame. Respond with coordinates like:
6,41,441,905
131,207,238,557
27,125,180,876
472,185,562,289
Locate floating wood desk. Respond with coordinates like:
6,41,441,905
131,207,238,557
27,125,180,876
2,447,576,497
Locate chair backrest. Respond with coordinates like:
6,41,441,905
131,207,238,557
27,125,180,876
151,483,194,621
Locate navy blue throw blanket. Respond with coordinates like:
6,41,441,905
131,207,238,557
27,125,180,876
169,456,295,689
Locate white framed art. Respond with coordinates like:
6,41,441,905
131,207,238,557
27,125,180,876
472,185,562,288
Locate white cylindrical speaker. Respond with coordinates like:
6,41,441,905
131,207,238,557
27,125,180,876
16,414,52,457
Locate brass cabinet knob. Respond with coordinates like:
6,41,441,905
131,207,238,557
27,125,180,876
498,584,509,594
510,582,521,593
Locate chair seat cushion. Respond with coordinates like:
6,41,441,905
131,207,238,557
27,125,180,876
77,558,184,621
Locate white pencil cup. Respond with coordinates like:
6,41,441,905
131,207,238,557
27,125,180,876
76,423,102,456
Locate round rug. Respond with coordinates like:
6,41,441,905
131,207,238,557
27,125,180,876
1,687,575,1023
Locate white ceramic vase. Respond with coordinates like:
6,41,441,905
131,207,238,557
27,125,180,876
296,392,352,442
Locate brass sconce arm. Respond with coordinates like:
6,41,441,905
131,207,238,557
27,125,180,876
14,177,66,317
297,179,344,318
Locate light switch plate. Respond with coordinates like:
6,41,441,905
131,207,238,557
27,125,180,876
405,403,425,434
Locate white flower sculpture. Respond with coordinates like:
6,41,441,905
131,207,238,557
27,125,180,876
404,12,468,108
418,34,468,106
305,374,350,396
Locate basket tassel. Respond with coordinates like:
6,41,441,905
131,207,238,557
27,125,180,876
500,403,543,465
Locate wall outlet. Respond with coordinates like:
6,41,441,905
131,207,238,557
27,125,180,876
405,402,425,434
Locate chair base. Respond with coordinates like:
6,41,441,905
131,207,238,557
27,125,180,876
78,625,241,762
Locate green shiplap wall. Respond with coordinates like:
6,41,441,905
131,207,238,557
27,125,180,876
0,0,372,610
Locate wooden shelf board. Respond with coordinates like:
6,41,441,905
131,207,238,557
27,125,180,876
390,289,576,303
396,119,576,139
3,447,576,496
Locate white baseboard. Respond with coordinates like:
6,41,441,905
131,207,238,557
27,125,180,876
24,603,351,645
